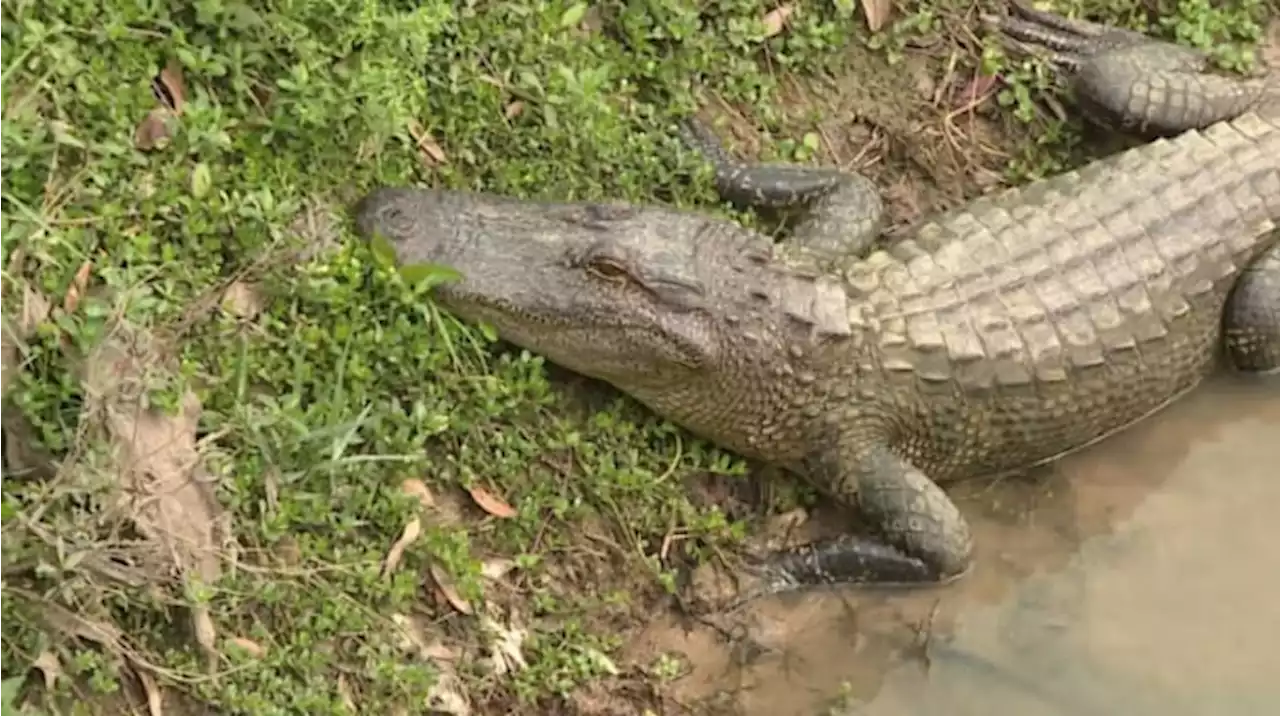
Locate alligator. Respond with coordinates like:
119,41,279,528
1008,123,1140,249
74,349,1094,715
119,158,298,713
353,3,1280,604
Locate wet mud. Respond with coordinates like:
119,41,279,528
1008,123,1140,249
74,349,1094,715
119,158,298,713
631,374,1280,715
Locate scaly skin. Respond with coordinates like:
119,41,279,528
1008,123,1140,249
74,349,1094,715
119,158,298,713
354,7,1280,605
1226,235,1280,373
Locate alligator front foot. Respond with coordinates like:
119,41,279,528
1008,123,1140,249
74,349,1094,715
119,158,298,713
684,534,948,612
678,119,885,261
984,0,1272,135
689,442,974,611
791,442,973,587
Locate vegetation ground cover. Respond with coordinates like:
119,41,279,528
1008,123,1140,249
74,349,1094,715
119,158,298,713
1,0,1271,713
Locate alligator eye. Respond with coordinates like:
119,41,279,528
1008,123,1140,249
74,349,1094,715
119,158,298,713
586,257,629,281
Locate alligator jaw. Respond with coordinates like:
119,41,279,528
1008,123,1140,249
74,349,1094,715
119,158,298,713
352,186,722,387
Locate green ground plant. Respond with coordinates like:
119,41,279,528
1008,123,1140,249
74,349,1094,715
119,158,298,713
1,0,1270,713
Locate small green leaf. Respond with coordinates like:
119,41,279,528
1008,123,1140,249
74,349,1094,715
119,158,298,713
190,162,212,198
399,262,463,289
2,675,26,714
559,2,588,29
369,233,399,267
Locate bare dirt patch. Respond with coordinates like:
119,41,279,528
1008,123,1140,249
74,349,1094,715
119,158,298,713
2,280,232,708
694,23,1039,238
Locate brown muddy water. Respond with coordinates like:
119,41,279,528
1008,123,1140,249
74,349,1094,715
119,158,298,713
631,373,1280,715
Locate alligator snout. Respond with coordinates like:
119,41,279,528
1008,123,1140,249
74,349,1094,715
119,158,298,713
353,187,411,243
351,190,386,240
352,187,455,266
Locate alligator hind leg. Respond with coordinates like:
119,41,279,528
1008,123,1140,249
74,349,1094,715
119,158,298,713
984,5,1280,374
706,439,973,607
1225,240,1280,375
679,120,886,260
984,1,1271,134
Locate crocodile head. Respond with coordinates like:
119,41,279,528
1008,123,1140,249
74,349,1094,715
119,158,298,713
354,187,741,385
353,187,857,459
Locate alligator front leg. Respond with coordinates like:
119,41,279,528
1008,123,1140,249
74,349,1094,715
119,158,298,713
678,119,886,261
696,438,974,609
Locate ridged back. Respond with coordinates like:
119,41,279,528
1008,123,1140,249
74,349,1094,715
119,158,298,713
842,111,1279,391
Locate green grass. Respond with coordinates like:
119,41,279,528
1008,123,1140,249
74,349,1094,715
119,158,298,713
1,0,1271,713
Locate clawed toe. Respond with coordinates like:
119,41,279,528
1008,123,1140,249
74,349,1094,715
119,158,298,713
1005,0,1112,39
981,1,1148,72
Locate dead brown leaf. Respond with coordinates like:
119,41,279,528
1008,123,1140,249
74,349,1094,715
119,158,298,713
16,283,53,335
337,674,357,711
467,486,517,518
154,60,186,114
503,100,525,120
228,636,266,658
134,107,175,151
762,4,795,38
401,478,436,510
381,516,423,578
407,120,448,165
81,323,225,585
133,60,186,151
861,0,892,32
192,605,218,666
430,563,474,615
62,260,93,313
135,667,164,716
33,649,62,690
390,613,458,662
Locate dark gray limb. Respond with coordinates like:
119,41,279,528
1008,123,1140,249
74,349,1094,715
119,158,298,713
1225,239,1280,375
984,0,1271,134
745,443,973,594
679,119,886,260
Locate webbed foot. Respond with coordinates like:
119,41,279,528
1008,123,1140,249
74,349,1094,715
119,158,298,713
686,442,974,612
